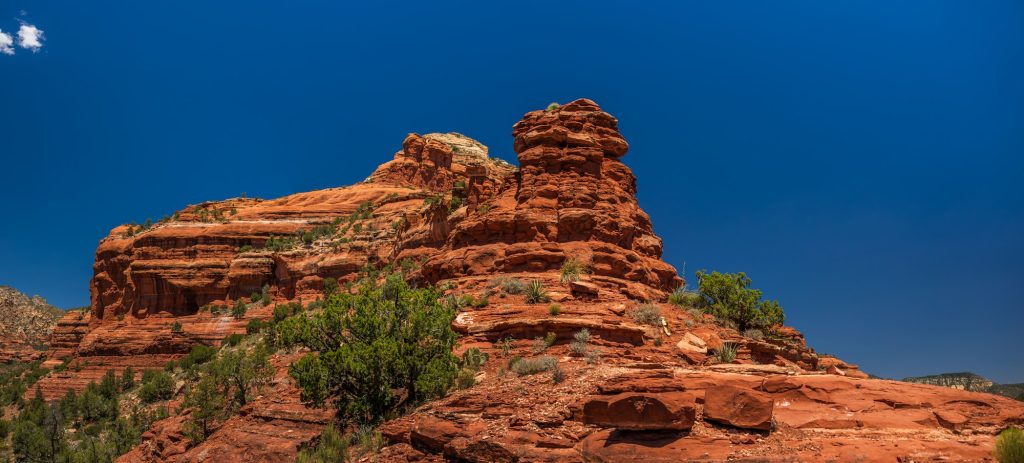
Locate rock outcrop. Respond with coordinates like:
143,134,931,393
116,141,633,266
422,99,680,300
0,286,64,363
31,99,1024,462
582,392,697,431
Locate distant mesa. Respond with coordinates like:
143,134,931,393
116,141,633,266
903,371,1024,400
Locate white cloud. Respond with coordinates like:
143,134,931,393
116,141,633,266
17,23,44,52
0,29,13,55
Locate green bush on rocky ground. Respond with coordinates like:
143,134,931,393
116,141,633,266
669,270,785,332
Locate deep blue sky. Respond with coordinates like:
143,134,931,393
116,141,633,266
1,1,1021,382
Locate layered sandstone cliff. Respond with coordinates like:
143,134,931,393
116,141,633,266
34,100,1024,462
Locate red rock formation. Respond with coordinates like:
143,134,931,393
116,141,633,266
118,353,332,463
32,99,1023,462
422,99,681,300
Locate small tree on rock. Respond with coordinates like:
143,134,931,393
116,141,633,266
694,270,785,332
284,274,459,425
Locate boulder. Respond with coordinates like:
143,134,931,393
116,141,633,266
676,332,709,363
569,280,600,296
582,392,697,431
703,385,774,431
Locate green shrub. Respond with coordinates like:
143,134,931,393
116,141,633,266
694,270,785,331
182,375,224,444
246,319,268,334
524,280,549,304
261,284,271,305
546,102,560,111
570,329,590,356
551,365,566,384
559,258,589,283
455,367,476,389
265,234,299,252
179,345,217,371
223,333,244,347
273,305,291,324
170,321,183,333
492,277,524,295
284,274,459,425
120,366,136,391
138,370,175,403
239,245,254,253
209,343,273,408
512,356,557,376
548,303,561,316
532,332,557,354
323,277,338,296
353,425,385,460
498,337,513,357
297,425,350,463
996,428,1024,463
232,299,248,319
250,292,260,304
477,204,491,214
630,304,661,326
448,196,463,212
714,342,738,364
531,337,548,354
743,328,764,341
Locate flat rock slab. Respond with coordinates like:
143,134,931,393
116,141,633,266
569,280,600,296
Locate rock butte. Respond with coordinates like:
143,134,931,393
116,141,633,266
30,99,1023,462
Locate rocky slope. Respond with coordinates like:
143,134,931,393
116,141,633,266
0,286,64,363
33,99,1024,462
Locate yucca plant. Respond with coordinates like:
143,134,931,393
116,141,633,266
714,342,738,364
525,280,549,304
667,286,702,307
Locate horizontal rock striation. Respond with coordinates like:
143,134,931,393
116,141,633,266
422,100,680,300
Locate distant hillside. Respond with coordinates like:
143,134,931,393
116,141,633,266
0,285,64,344
903,372,1024,400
